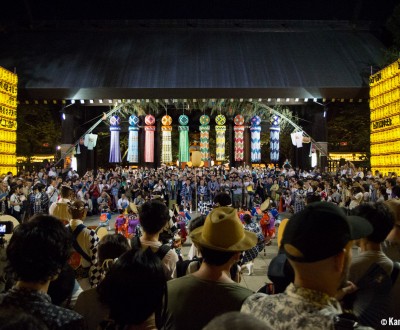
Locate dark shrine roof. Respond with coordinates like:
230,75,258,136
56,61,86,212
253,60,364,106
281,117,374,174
0,20,385,100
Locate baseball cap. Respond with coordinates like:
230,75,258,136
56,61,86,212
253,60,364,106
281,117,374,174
282,202,373,263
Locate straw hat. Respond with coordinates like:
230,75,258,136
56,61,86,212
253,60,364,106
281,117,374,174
95,226,109,240
260,198,270,212
190,207,257,252
129,202,139,214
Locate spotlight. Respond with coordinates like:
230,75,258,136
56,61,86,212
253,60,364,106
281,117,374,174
99,99,103,103
71,100,75,104
80,100,84,104
295,98,299,102
89,100,94,104
304,98,308,102
62,113,66,120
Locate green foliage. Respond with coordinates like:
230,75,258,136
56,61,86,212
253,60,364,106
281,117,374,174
17,105,61,157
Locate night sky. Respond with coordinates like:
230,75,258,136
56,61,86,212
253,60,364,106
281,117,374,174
0,0,398,22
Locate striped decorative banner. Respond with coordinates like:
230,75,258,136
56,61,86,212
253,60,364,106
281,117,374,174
270,115,280,163
127,115,139,163
179,126,190,162
215,125,226,161
109,115,121,163
250,116,262,163
234,126,245,161
161,115,173,163
199,125,210,161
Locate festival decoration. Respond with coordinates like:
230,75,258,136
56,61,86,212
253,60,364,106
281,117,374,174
0,66,17,174
127,115,140,163
370,59,400,175
109,115,121,163
144,114,156,163
161,115,173,163
215,114,226,161
270,115,281,163
199,115,210,161
250,116,261,163
179,114,190,163
233,114,245,161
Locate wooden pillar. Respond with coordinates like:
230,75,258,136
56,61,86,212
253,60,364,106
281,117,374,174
154,118,161,169
243,125,251,166
139,116,146,167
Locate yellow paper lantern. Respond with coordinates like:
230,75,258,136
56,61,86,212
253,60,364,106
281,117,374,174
192,151,202,167
187,161,193,167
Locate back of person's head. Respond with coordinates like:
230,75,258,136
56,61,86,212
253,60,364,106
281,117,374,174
198,246,236,266
68,200,86,220
351,202,394,243
203,311,272,330
306,192,321,204
188,215,206,233
0,307,48,330
214,192,232,207
47,263,76,306
242,214,252,225
97,248,167,328
97,234,130,271
392,185,400,198
6,214,72,283
60,185,73,198
139,200,169,235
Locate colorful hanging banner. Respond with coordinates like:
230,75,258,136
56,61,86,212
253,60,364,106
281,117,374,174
161,115,173,164
250,116,261,163
179,115,190,163
199,114,210,161
127,115,139,163
234,115,245,161
109,115,121,163
270,115,280,163
144,115,156,163
215,114,226,161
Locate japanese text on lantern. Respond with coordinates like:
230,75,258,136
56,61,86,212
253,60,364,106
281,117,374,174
370,59,400,175
0,66,17,175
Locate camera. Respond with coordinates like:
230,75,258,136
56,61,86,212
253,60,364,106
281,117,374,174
0,221,13,235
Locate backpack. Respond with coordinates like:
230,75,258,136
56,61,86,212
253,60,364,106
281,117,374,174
176,257,202,278
67,224,92,278
130,236,171,260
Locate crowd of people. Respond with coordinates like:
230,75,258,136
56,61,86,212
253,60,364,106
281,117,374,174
0,161,399,329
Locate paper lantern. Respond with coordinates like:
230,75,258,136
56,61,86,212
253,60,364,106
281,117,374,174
127,115,139,163
215,114,226,126
234,114,244,126
179,115,189,126
200,115,210,125
162,115,172,126
145,114,155,125
109,115,121,163
192,151,202,167
251,115,261,126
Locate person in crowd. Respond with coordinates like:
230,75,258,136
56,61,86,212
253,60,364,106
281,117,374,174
83,192,93,216
46,178,59,207
97,191,111,213
291,180,307,213
9,185,22,222
383,199,400,262
29,182,49,216
346,202,399,327
49,185,74,222
0,214,85,329
116,193,129,214
67,200,102,290
132,200,179,280
74,234,130,330
97,248,167,330
203,311,272,330
89,179,101,215
241,202,373,329
165,206,257,330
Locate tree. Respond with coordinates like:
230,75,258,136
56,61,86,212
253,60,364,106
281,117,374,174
17,105,61,157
